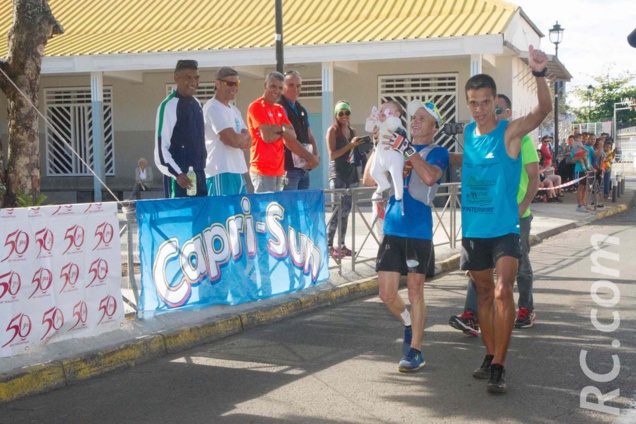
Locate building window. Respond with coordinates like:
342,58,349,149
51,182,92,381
45,87,115,176
299,78,322,99
379,74,459,151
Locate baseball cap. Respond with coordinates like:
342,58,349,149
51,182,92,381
407,100,444,125
216,66,239,80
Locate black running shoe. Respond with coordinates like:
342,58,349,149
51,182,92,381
487,363,507,394
473,354,493,379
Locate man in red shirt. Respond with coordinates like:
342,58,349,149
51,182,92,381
247,72,319,192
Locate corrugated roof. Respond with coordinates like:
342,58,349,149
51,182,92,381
0,0,519,57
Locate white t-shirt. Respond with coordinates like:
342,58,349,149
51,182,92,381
203,98,248,177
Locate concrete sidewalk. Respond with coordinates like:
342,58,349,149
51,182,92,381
0,186,633,403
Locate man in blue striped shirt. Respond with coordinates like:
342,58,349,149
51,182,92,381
154,59,207,198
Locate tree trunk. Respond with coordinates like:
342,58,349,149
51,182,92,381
0,0,63,207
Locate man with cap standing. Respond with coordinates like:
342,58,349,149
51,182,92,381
247,72,319,193
362,100,448,373
277,70,320,190
202,67,251,196
154,59,207,198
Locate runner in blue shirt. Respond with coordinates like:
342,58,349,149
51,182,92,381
363,100,449,373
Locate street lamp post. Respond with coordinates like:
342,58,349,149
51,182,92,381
549,21,564,166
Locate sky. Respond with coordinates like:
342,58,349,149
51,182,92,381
512,0,636,103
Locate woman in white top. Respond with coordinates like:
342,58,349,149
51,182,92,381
131,158,153,200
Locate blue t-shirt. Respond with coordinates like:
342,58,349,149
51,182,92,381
383,144,449,240
461,120,521,238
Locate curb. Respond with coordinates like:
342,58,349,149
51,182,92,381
0,362,66,402
163,316,243,355
0,202,630,403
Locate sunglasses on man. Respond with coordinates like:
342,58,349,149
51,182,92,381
219,79,240,87
495,107,510,115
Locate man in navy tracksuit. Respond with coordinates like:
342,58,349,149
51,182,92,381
154,59,207,198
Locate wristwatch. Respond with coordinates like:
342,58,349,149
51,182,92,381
403,145,417,158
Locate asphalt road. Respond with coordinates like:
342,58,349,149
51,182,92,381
0,189,634,424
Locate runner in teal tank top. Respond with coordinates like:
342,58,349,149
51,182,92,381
462,119,521,238
459,45,553,395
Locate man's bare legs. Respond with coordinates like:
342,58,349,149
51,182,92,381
577,177,587,207
470,256,518,366
378,271,426,350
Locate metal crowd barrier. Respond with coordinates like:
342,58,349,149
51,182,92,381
118,182,463,314
325,183,462,273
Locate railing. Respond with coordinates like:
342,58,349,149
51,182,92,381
325,183,462,273
118,182,462,314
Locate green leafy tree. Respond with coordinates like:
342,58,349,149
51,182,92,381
569,69,636,130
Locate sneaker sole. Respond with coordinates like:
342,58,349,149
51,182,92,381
515,315,536,329
398,362,425,373
486,383,507,394
473,369,490,379
449,318,479,336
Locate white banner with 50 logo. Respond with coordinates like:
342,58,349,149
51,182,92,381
0,203,123,358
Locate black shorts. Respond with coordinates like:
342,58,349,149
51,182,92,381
573,171,588,188
460,233,521,271
376,235,435,277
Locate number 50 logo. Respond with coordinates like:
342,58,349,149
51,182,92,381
41,307,64,340
2,313,32,347
63,225,85,254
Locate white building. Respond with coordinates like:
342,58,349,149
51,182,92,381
0,0,571,203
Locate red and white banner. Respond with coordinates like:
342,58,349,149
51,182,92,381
0,203,123,358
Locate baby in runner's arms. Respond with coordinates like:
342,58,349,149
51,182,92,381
365,101,407,200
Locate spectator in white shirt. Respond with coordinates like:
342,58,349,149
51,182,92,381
202,66,252,196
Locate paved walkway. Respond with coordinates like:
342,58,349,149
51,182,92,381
0,184,633,402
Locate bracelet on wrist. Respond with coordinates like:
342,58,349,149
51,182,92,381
532,68,547,78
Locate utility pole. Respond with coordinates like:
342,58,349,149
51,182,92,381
275,0,284,73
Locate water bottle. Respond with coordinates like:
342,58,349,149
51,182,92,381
186,166,197,196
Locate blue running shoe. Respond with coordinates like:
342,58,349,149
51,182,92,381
398,348,425,373
403,326,412,356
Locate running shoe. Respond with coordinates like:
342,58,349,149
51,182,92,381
473,354,493,379
487,364,507,394
403,326,412,356
515,307,536,328
328,246,340,260
576,205,588,213
398,348,425,372
448,311,479,336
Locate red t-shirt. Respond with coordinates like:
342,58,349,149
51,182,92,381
540,143,552,163
247,97,291,177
